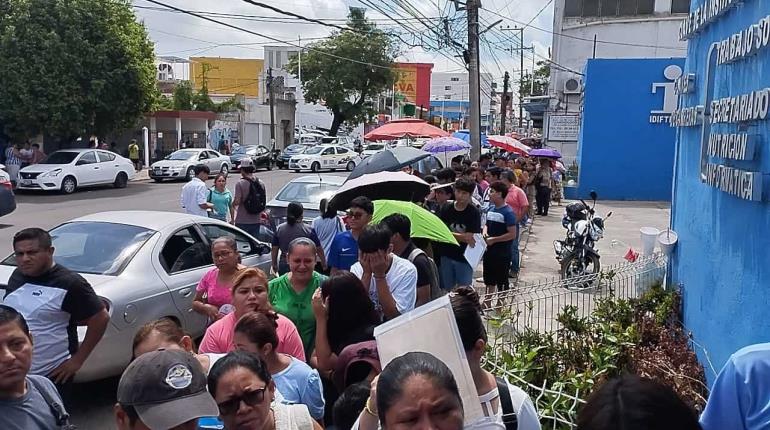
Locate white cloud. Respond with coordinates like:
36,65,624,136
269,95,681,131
134,0,554,77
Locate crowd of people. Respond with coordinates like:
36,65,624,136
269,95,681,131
2,150,761,430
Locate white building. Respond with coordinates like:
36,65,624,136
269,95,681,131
546,0,689,158
431,72,495,131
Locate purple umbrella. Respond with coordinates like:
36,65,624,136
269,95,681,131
529,148,562,159
422,136,471,154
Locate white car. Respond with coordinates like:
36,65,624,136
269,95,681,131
289,144,362,173
361,143,386,158
17,149,136,194
150,148,230,182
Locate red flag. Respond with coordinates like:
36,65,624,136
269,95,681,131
624,247,639,262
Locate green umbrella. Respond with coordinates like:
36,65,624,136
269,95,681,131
371,200,458,245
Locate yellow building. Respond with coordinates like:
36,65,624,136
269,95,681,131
190,57,264,97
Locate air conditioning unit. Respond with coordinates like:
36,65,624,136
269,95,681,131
563,78,582,94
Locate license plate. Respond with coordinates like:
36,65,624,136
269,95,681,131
21,179,31,185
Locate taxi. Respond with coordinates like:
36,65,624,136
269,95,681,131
289,144,361,173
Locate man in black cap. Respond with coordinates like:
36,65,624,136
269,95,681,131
114,349,219,430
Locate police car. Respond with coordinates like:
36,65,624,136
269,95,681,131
289,144,362,173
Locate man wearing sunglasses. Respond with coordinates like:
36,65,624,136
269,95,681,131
114,349,219,430
329,196,373,274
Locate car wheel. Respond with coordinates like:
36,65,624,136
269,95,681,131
220,164,229,175
294,169,300,173
311,162,321,173
346,161,356,171
113,172,128,188
61,176,77,194
185,167,195,181
153,178,163,183
267,161,272,171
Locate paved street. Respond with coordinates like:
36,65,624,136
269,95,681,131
0,168,344,429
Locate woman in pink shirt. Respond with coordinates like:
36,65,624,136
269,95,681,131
192,237,245,322
198,267,306,362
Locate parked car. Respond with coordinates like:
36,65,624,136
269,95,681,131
0,211,271,381
321,136,356,149
361,143,386,158
0,165,16,216
230,145,273,171
150,148,230,182
277,144,312,169
17,149,136,194
289,144,362,173
265,175,346,230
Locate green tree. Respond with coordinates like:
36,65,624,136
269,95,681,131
0,0,157,140
192,86,216,112
286,9,397,135
519,61,551,98
172,81,195,111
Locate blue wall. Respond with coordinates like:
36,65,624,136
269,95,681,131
673,1,770,385
571,58,684,201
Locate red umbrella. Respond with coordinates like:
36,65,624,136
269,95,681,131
487,135,531,156
364,119,450,141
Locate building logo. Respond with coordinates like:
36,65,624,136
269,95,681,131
650,65,683,124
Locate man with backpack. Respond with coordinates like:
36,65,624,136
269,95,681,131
381,214,442,308
233,158,266,239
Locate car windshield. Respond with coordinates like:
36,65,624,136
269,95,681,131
167,150,198,160
2,222,155,275
40,152,78,164
304,146,324,155
366,144,384,150
233,146,256,156
285,144,306,153
276,182,339,204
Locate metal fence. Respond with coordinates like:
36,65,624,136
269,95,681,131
482,253,669,429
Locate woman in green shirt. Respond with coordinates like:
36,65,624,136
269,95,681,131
269,237,327,358
208,173,234,222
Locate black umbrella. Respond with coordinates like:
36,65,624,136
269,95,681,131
328,171,430,211
348,147,431,180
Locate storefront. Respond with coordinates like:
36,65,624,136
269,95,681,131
566,57,685,201
671,0,770,383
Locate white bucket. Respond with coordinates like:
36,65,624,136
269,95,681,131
640,227,660,255
658,229,678,255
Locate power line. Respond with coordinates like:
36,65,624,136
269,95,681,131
480,6,687,51
524,0,553,29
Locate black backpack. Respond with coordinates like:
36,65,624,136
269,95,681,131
496,376,519,430
243,178,266,214
407,247,444,301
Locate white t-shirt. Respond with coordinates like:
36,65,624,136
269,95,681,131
180,177,209,217
351,254,417,318
468,379,541,430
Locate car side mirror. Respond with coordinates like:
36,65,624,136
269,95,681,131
198,155,206,160
590,190,598,201
256,243,271,255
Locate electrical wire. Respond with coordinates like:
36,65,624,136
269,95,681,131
523,0,554,29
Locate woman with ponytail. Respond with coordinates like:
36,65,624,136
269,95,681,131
271,201,327,276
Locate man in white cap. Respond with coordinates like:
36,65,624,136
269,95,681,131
114,349,219,430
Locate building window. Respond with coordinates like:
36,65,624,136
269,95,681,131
444,95,452,100
565,0,582,17
671,0,690,13
583,0,599,16
444,85,452,91
600,0,618,16
450,77,460,82
636,0,654,14
566,0,656,17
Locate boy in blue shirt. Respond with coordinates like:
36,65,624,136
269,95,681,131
482,181,518,306
329,196,373,273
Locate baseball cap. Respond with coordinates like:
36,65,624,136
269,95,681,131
117,349,219,429
333,341,381,391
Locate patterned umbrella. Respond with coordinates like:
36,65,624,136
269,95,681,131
487,135,531,156
422,136,471,154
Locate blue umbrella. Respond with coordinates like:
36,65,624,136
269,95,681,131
529,148,562,159
452,130,490,147
422,136,471,154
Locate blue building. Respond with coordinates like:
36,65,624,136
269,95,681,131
567,58,685,201
671,0,770,384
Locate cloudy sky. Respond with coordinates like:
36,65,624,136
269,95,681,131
132,0,555,83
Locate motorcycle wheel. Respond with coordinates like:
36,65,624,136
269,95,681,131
560,251,601,289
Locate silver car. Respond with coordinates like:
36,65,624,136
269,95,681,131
0,211,271,382
264,175,346,231
150,148,230,182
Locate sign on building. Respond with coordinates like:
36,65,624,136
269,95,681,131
548,115,581,141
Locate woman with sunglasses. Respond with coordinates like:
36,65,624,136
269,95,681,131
234,311,325,421
269,238,327,358
209,350,322,430
199,268,306,362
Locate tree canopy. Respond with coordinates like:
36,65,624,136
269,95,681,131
286,9,398,136
0,0,157,140
519,61,551,99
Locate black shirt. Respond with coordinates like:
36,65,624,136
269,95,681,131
400,242,433,289
436,202,482,262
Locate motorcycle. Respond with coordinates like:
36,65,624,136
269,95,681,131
553,191,612,286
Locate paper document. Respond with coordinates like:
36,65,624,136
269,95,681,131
374,296,484,424
464,233,486,268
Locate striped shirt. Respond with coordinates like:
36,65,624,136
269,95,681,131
4,147,22,165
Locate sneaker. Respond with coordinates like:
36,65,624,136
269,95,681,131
508,270,518,280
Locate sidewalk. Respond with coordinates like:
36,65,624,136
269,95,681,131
516,200,671,284
130,168,150,182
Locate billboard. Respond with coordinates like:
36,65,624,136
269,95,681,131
394,63,433,110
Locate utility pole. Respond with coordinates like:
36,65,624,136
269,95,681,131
267,67,276,153
297,36,302,142
500,72,509,135
518,28,524,130
467,0,481,161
